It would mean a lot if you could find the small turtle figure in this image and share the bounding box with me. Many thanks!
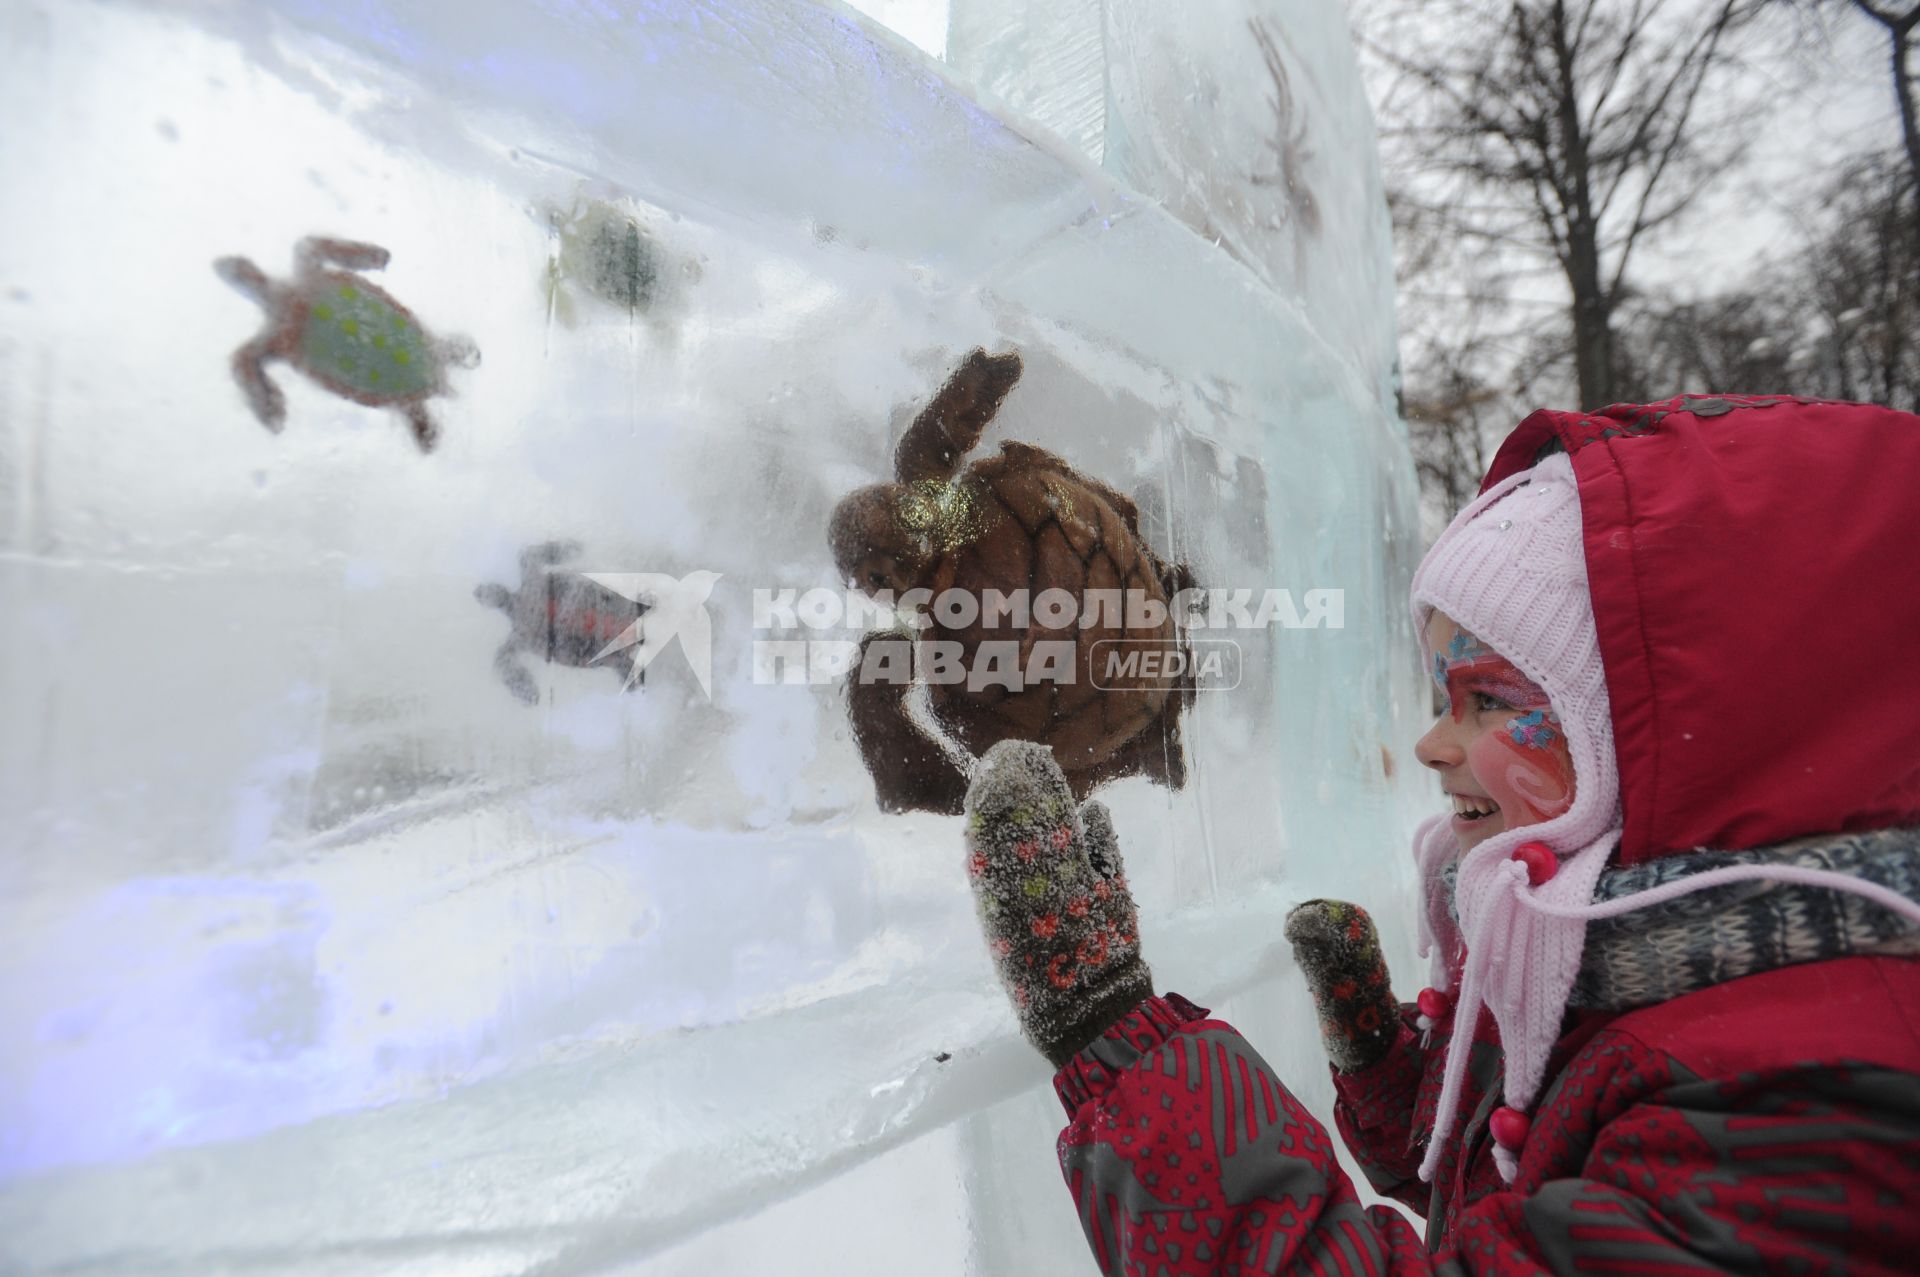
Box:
[541,193,703,330]
[829,349,1197,815]
[214,236,479,452]
[546,197,660,323]
[475,541,649,704]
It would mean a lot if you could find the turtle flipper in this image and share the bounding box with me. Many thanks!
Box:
[520,540,582,572]
[1139,707,1188,790]
[496,641,539,704]
[299,236,391,273]
[847,633,969,814]
[213,256,274,304]
[403,402,440,453]
[230,339,287,431]
[894,348,1023,485]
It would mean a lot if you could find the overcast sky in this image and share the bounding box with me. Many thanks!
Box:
[1643,5,1900,293]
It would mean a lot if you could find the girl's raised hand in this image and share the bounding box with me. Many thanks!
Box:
[1284,899,1401,1073]
[963,740,1153,1067]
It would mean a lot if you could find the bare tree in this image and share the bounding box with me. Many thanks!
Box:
[1357,0,1764,410]
[1404,354,1504,530]
[1795,151,1920,408]
[1383,168,1539,532]
[1600,151,1917,410]
[1844,2,1920,199]
[1609,287,1798,399]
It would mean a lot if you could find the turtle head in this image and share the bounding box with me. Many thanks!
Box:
[830,483,931,598]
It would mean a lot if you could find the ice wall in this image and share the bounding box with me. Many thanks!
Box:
[947,0,1397,389]
[0,0,1427,1273]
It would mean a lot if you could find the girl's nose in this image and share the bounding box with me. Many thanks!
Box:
[1415,715,1465,771]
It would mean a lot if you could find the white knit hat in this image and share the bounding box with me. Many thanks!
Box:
[1409,453,1624,1182]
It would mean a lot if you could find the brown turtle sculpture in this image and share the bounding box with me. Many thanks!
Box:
[830,348,1196,815]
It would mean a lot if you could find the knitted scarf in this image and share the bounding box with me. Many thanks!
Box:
[1439,825,1920,1012]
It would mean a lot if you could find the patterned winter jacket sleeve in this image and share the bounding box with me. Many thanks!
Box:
[1327,1011,1428,1213]
[1052,974,1920,1276]
[1054,995,1429,1275]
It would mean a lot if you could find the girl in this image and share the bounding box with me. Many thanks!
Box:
[962,395,1920,1274]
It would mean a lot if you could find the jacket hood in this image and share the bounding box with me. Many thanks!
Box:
[1479,395,1920,867]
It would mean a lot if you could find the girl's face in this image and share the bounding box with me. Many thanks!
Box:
[1415,611,1576,855]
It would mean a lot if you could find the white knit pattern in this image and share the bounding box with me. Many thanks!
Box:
[1408,454,1625,1183]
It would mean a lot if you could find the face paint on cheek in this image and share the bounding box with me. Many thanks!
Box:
[1467,717,1576,825]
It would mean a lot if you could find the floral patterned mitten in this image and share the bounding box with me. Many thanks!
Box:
[1283,899,1400,1073]
[964,739,1153,1067]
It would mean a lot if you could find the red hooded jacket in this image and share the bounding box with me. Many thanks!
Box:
[1048,396,1920,1274]
[1480,394,1920,863]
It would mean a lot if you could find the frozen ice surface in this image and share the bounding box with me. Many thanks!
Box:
[946,0,1398,387]
[0,0,1425,1272]
[947,0,1107,162]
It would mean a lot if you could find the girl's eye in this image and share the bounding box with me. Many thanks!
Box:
[1471,691,1511,713]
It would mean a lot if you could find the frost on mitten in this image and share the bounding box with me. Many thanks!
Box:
[964,739,1153,1067]
[1283,899,1400,1074]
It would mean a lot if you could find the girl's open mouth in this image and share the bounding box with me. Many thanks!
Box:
[1450,793,1501,829]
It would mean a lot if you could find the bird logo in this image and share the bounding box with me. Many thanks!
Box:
[583,570,723,698]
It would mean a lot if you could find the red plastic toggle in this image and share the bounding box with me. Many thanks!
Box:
[1489,1106,1531,1150]
[1513,841,1558,885]
[1416,987,1453,1021]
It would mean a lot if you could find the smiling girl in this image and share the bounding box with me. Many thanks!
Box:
[961,395,1920,1274]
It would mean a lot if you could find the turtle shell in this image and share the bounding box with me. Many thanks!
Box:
[297,272,436,403]
[920,441,1192,780]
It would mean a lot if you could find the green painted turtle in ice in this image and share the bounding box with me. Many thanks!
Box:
[829,348,1197,816]
[474,541,650,704]
[214,236,479,453]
